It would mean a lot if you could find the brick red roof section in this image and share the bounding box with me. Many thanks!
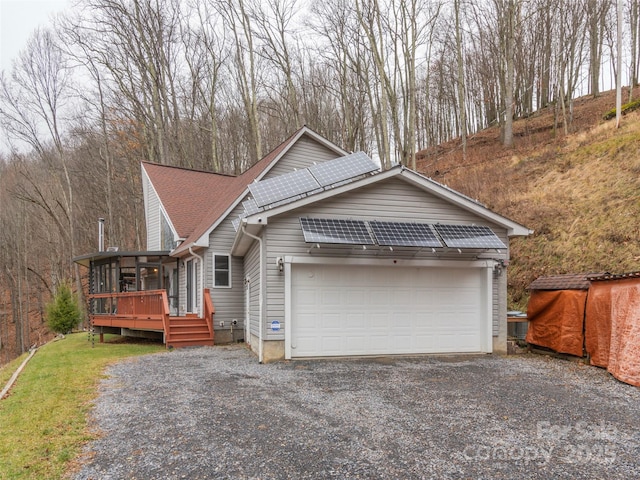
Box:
[143,126,310,255]
[142,163,237,239]
[528,273,592,291]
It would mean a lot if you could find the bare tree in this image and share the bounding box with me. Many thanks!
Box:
[251,0,302,130]
[454,0,467,157]
[308,0,374,153]
[181,0,228,172]
[70,0,184,165]
[588,0,611,97]
[216,0,263,169]
[629,0,639,100]
[0,29,82,298]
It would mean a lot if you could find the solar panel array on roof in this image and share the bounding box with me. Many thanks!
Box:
[242,198,260,216]
[370,221,442,248]
[298,218,506,250]
[245,152,379,210]
[433,224,506,249]
[308,152,379,187]
[232,217,241,232]
[248,168,320,207]
[300,218,375,245]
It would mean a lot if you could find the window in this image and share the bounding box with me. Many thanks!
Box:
[214,254,231,287]
[160,213,174,250]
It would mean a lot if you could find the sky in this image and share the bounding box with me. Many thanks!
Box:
[0,0,70,73]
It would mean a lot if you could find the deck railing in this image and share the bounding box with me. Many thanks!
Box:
[90,290,168,320]
[89,290,214,345]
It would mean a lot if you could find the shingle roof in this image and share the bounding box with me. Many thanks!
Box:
[143,126,343,256]
[142,163,238,240]
[587,271,640,282]
[528,273,592,291]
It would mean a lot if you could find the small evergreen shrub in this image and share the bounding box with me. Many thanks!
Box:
[46,282,82,334]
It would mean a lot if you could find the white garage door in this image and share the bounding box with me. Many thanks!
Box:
[291,264,486,357]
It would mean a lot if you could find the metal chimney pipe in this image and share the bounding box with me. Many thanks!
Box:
[98,218,105,252]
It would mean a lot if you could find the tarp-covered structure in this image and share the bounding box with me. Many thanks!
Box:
[585,273,640,387]
[526,272,640,388]
[526,274,591,357]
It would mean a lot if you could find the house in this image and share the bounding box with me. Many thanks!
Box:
[139,126,530,361]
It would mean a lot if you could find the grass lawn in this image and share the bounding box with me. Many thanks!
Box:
[0,333,165,480]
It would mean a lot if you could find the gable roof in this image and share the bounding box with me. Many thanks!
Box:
[232,164,532,255]
[143,126,349,256]
[240,165,531,233]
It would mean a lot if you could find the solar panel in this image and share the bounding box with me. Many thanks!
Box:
[242,198,260,216]
[300,218,375,245]
[370,221,443,248]
[309,152,379,187]
[232,217,241,232]
[249,169,321,207]
[433,224,507,249]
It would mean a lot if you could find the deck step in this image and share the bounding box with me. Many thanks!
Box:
[170,331,210,338]
[166,315,214,348]
[167,338,215,348]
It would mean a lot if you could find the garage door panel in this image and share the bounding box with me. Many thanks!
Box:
[345,312,366,328]
[296,287,319,305]
[320,313,341,329]
[346,335,367,351]
[370,313,389,329]
[345,289,366,306]
[320,289,340,305]
[369,288,390,305]
[291,264,486,357]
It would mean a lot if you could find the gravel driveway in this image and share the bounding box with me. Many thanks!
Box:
[73,346,640,479]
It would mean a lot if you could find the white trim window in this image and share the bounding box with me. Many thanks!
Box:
[213,254,231,288]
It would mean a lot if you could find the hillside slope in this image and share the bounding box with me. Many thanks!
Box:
[416,88,640,309]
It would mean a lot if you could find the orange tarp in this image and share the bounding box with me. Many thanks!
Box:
[608,282,640,387]
[526,289,587,357]
[584,281,613,368]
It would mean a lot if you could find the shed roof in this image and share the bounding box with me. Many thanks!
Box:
[528,273,593,291]
[587,271,640,282]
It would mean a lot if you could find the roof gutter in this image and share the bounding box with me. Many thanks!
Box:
[241,221,264,363]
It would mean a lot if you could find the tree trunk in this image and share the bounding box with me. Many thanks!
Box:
[455,0,467,157]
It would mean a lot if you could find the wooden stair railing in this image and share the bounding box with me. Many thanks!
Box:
[165,290,215,349]
[203,288,215,340]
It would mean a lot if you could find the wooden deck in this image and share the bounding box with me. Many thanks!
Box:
[89,289,214,348]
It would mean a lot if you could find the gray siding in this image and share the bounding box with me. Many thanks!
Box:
[244,238,261,339]
[206,204,246,330]
[264,135,342,178]
[262,177,510,339]
[143,173,161,251]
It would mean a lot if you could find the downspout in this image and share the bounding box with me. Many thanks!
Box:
[189,246,204,317]
[241,222,264,363]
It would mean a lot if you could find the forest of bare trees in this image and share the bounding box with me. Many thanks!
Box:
[1,0,639,364]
